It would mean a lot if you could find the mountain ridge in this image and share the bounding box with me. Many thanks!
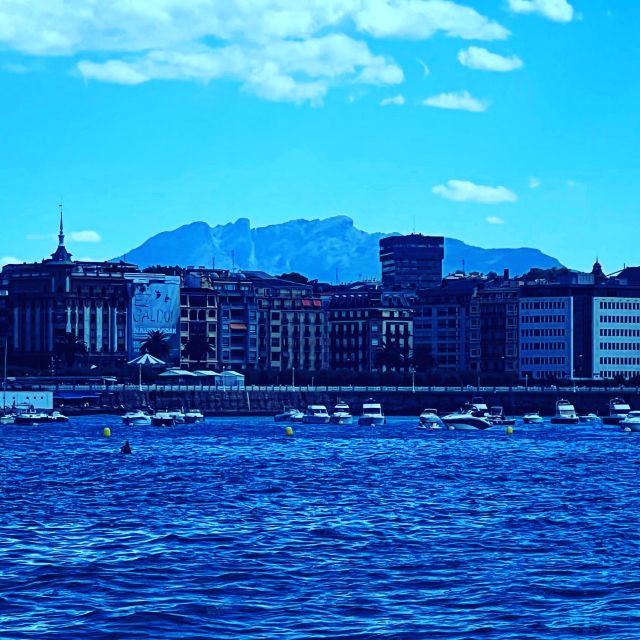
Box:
[114,216,563,282]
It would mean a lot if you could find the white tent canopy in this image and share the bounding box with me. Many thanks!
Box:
[128,353,165,366]
[192,370,220,377]
[158,369,197,377]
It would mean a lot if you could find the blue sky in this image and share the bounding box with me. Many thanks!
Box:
[0,1,636,273]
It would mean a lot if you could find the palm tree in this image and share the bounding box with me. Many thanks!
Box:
[139,330,171,360]
[54,332,88,368]
[182,335,216,366]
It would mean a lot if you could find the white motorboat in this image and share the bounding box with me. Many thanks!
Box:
[303,405,331,424]
[274,408,304,422]
[14,408,66,425]
[579,413,602,424]
[184,410,204,423]
[358,400,386,426]
[122,410,152,426]
[523,412,543,424]
[470,396,489,416]
[603,398,631,425]
[418,408,442,429]
[620,410,640,432]
[550,399,579,424]
[488,406,516,426]
[330,401,353,425]
[0,413,15,424]
[441,406,493,430]
[151,411,176,427]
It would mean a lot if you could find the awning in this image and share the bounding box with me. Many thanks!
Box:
[230,323,247,330]
[192,370,221,377]
[158,369,197,377]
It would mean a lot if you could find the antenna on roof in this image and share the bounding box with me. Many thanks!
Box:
[231,250,235,272]
[412,215,416,234]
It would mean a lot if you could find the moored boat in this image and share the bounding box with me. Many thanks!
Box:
[358,400,386,426]
[330,401,353,425]
[418,408,442,429]
[441,405,493,430]
[488,405,516,426]
[602,398,631,425]
[274,408,304,422]
[151,411,176,427]
[550,399,579,424]
[523,411,543,424]
[579,413,602,424]
[620,410,640,432]
[303,405,331,424]
[122,410,152,426]
[14,408,68,425]
[184,410,204,423]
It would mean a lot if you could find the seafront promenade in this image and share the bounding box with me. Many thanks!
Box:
[14,381,640,417]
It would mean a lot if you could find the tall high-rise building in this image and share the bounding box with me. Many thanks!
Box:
[379,234,445,291]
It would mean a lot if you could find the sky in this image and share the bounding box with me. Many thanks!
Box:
[0,0,637,274]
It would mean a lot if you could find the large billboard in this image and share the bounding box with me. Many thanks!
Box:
[126,275,180,364]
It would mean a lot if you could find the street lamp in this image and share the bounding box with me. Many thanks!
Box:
[292,366,295,389]
[525,373,529,391]
[410,367,416,393]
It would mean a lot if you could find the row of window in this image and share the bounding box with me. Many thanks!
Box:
[521,357,567,365]
[522,301,568,310]
[599,315,640,324]
[599,357,640,366]
[599,328,640,337]
[598,301,640,310]
[599,342,640,351]
[521,342,567,351]
[521,328,566,337]
[521,315,567,324]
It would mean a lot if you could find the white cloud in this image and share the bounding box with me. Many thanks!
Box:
[529,176,541,189]
[458,46,523,72]
[507,0,574,22]
[0,256,21,267]
[417,58,430,77]
[423,90,488,112]
[78,35,403,105]
[486,215,506,224]
[0,1,509,103]
[26,233,53,241]
[380,94,405,106]
[68,230,102,243]
[433,180,518,203]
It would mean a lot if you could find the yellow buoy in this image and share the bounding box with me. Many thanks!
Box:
[506,426,514,435]
[285,426,294,437]
[103,427,111,437]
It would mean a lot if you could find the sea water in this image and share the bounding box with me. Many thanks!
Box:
[1,416,639,639]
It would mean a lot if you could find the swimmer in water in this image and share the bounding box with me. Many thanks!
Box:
[121,440,132,454]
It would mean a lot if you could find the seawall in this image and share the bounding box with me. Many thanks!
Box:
[93,388,640,417]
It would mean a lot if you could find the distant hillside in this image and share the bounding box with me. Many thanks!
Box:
[114,216,562,282]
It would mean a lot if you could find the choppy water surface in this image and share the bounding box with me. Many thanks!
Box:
[1,416,640,639]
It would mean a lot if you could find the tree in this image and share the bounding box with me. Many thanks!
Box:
[374,339,405,371]
[411,344,437,371]
[54,332,87,368]
[182,335,216,366]
[278,272,310,285]
[142,265,183,276]
[140,330,171,359]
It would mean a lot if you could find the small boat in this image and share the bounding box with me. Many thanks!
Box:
[358,400,386,426]
[550,399,579,424]
[620,410,640,432]
[274,408,304,422]
[0,413,15,425]
[330,401,353,425]
[151,411,176,427]
[602,398,631,425]
[523,412,543,424]
[122,410,152,426]
[14,408,67,425]
[579,413,602,424]
[302,405,331,424]
[418,408,442,429]
[441,406,493,430]
[50,411,69,423]
[488,406,516,426]
[184,410,205,423]
[470,396,489,416]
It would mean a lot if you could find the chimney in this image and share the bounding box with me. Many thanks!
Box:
[503,268,510,281]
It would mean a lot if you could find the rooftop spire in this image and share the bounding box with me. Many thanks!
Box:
[49,202,72,263]
[58,202,65,246]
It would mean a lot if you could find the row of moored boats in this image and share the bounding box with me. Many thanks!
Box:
[275,400,386,426]
[121,409,204,426]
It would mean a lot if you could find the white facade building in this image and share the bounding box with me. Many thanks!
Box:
[593,297,640,380]
[519,296,573,380]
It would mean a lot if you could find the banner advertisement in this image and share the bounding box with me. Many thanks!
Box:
[126,275,180,363]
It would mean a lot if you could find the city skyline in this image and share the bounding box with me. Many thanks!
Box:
[1,1,637,273]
